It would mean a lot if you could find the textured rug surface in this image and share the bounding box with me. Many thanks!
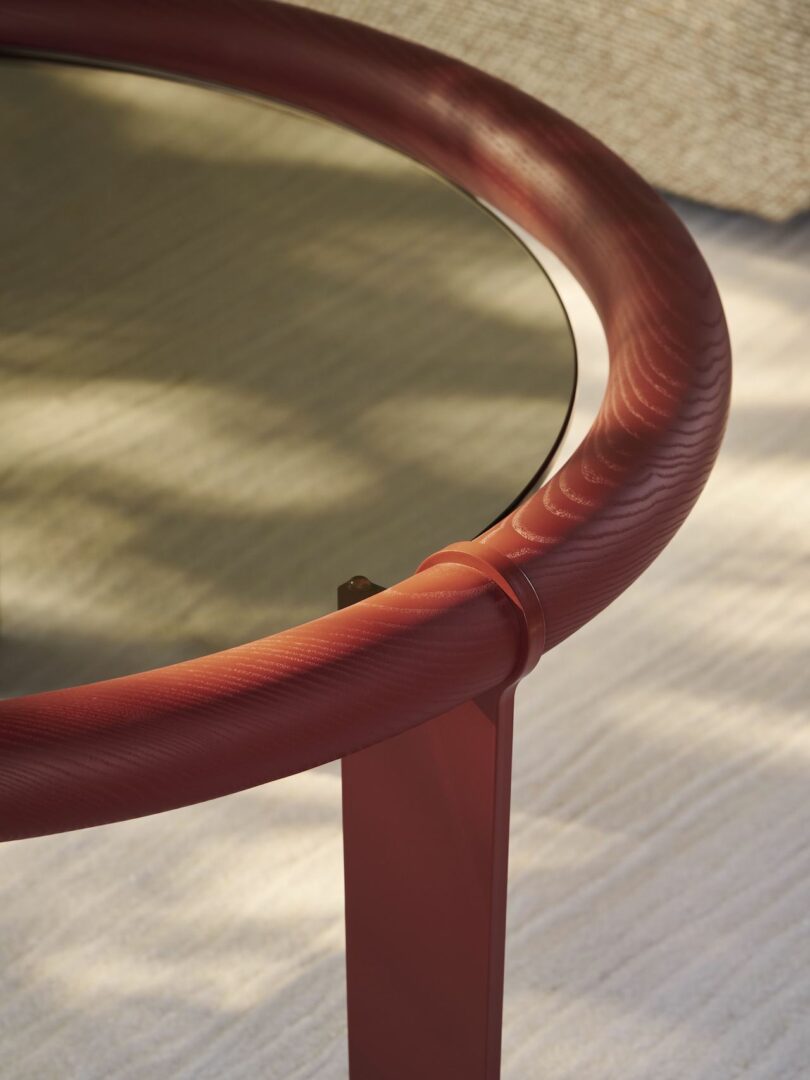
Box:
[1,56,809,1080]
[297,0,810,222]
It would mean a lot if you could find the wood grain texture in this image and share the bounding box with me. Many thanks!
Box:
[0,0,731,840]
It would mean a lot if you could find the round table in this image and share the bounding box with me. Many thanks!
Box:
[0,5,731,1079]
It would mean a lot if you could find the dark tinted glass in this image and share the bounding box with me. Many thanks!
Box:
[0,59,575,693]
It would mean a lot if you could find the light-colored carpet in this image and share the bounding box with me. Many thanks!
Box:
[1,61,809,1080]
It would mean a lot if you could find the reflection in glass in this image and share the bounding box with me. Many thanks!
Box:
[0,59,575,694]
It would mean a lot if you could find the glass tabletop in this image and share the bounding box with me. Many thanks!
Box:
[0,58,576,696]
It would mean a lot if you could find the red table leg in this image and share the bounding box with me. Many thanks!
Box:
[341,679,514,1079]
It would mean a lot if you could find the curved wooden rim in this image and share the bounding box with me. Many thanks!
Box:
[0,0,731,840]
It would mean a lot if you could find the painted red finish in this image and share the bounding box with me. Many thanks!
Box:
[341,545,542,1078]
[0,0,730,841]
[0,4,732,1075]
[343,689,514,1080]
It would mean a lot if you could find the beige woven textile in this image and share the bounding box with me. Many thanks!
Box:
[298,0,810,221]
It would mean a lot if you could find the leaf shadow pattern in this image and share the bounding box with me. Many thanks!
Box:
[0,57,574,698]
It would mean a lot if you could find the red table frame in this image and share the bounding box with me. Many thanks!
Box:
[0,3,731,1077]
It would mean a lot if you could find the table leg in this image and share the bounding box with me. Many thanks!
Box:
[341,662,513,1079]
